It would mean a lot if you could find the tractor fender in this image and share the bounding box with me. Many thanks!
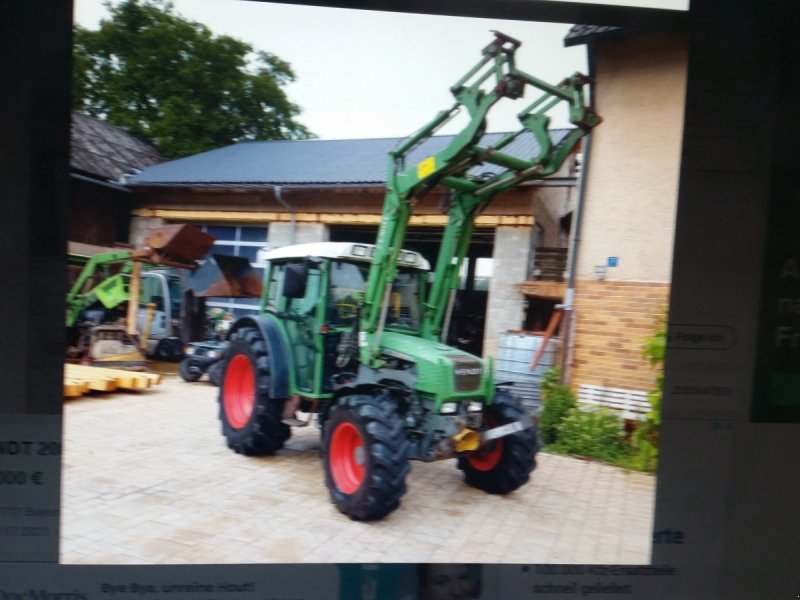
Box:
[332,378,412,408]
[333,382,386,402]
[228,314,291,399]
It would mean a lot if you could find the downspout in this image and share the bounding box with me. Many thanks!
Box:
[561,46,597,383]
[561,135,591,383]
[274,185,296,245]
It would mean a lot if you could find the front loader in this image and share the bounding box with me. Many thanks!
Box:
[217,32,600,520]
[66,225,261,366]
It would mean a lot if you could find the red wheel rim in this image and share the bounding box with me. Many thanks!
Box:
[223,354,255,429]
[330,422,365,494]
[468,415,504,471]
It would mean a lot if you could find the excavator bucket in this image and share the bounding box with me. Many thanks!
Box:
[140,224,214,267]
[185,254,263,298]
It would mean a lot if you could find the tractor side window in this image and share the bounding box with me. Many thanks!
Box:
[387,269,420,330]
[167,277,182,317]
[266,263,284,310]
[140,275,166,311]
[329,261,367,326]
[287,265,321,316]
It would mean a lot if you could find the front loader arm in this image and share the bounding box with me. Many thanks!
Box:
[359,31,600,366]
[65,251,134,327]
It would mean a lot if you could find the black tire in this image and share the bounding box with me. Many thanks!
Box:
[457,391,538,494]
[154,337,184,362]
[218,326,290,455]
[207,360,223,387]
[178,358,203,382]
[321,394,410,521]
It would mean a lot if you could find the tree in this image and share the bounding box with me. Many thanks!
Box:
[73,0,313,158]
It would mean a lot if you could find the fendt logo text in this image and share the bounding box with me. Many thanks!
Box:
[455,368,481,376]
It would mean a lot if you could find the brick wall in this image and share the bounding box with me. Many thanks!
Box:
[570,280,670,393]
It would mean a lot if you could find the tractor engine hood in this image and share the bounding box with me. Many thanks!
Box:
[378,331,494,401]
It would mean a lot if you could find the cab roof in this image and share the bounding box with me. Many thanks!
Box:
[258,242,430,270]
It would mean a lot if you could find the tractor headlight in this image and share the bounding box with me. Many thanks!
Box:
[439,403,458,415]
[207,350,220,358]
[467,402,483,413]
[186,347,196,356]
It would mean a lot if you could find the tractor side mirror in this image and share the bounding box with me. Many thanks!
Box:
[282,263,308,299]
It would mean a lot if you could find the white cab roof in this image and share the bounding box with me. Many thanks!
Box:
[258,242,430,270]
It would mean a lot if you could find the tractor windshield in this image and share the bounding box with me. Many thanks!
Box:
[329,261,365,325]
[385,269,421,331]
[329,260,423,331]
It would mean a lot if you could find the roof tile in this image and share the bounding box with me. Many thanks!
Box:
[71,112,163,182]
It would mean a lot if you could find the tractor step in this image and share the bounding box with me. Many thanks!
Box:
[481,420,528,441]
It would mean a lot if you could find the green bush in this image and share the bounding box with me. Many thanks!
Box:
[539,367,577,444]
[630,317,666,472]
[551,407,628,462]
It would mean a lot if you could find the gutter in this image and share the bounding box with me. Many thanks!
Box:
[71,172,131,192]
[564,135,591,309]
[273,185,296,245]
[126,178,576,191]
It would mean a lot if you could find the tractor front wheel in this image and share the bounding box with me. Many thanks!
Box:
[457,391,538,494]
[178,357,203,382]
[218,327,290,455]
[208,359,223,387]
[322,394,410,521]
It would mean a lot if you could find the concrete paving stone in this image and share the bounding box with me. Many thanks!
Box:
[168,527,213,545]
[61,374,656,565]
[517,529,558,550]
[619,548,651,564]
[475,551,505,563]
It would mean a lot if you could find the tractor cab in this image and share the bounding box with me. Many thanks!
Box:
[259,242,430,396]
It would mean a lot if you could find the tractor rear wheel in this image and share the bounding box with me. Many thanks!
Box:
[322,394,410,521]
[218,326,290,455]
[457,391,537,494]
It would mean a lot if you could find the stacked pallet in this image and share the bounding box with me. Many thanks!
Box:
[64,364,162,398]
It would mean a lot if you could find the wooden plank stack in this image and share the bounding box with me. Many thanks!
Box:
[64,364,162,398]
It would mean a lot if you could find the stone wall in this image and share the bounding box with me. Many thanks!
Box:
[483,225,532,358]
[267,222,328,248]
[129,215,166,246]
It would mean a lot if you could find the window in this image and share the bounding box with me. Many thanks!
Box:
[473,258,494,292]
[387,269,422,330]
[201,225,268,259]
[195,224,269,316]
[456,257,493,291]
[329,261,368,325]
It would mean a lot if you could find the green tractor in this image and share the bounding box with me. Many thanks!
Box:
[217,31,600,520]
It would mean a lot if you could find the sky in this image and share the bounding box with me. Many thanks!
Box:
[72,0,687,140]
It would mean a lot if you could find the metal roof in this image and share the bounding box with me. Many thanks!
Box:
[564,25,626,47]
[128,129,573,188]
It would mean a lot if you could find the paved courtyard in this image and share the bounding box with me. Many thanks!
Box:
[60,372,655,565]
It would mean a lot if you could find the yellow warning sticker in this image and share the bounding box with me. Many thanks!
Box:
[417,156,436,179]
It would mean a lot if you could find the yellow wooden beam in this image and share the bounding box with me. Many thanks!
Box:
[518,280,567,300]
[132,208,534,228]
[64,364,162,397]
